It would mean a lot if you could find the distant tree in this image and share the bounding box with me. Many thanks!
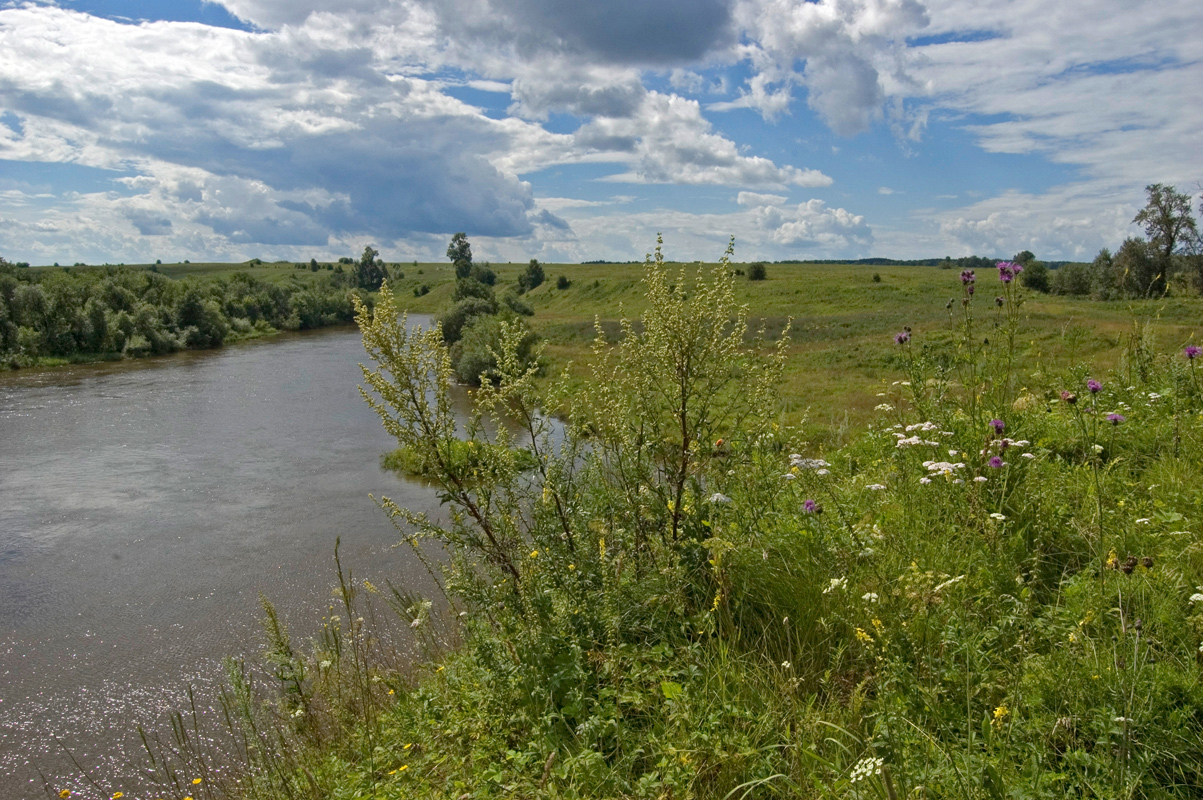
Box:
[1134,184,1199,266]
[517,259,545,293]
[556,275,571,290]
[353,245,387,291]
[1113,237,1162,297]
[447,232,473,279]
[470,263,496,285]
[1014,251,1050,293]
[747,263,767,281]
[452,278,495,303]
[310,258,319,270]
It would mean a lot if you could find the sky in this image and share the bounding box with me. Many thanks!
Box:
[0,0,1200,265]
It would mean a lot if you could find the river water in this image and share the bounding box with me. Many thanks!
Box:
[0,320,447,798]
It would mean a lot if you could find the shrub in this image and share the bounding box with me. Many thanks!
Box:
[436,296,495,344]
[517,258,545,293]
[747,262,766,280]
[556,274,570,289]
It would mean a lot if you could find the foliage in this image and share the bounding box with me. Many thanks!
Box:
[1134,184,1199,264]
[556,274,571,289]
[353,245,388,291]
[747,261,767,281]
[436,297,496,345]
[447,232,473,279]
[517,258,545,293]
[450,312,539,384]
[0,262,362,368]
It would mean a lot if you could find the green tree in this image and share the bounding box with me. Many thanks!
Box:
[747,262,767,281]
[447,232,473,279]
[1134,184,1199,265]
[517,258,544,293]
[353,245,387,291]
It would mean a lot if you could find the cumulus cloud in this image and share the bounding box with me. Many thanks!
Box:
[585,92,832,188]
[723,0,930,133]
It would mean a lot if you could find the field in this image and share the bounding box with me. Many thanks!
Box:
[393,259,1202,440]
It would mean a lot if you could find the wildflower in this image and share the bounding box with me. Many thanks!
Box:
[894,330,911,345]
[960,269,975,284]
[59,792,70,799]
[997,263,1015,283]
[781,660,791,669]
[1135,517,1150,524]
[708,492,731,504]
[992,704,1010,727]
[850,756,884,783]
[988,456,1005,468]
[568,563,575,570]
[974,476,988,483]
[855,627,873,643]
[995,295,1004,307]
[990,512,1006,520]
[113,795,124,800]
[1107,413,1125,425]
[866,483,886,491]
[1141,555,1153,568]
[1185,345,1201,360]
[803,499,822,514]
[790,456,830,469]
[193,779,203,785]
[529,549,538,558]
[1061,390,1077,404]
[1092,443,1104,453]
[1086,378,1102,393]
[919,477,932,484]
[1105,549,1119,570]
[1190,592,1203,604]
[989,418,1005,434]
[863,592,879,602]
[824,577,847,594]
[1020,452,1035,459]
[874,403,894,411]
[782,473,796,480]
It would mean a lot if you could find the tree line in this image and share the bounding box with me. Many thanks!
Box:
[0,258,372,368]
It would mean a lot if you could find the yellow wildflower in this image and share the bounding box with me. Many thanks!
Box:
[192,778,203,785]
[530,549,538,558]
[59,792,70,799]
[113,794,124,799]
[1105,549,1119,570]
[568,563,576,570]
[992,705,1009,727]
[855,627,873,644]
[404,743,413,750]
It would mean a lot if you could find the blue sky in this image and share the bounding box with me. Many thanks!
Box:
[0,0,1199,265]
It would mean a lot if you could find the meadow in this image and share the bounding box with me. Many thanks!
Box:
[126,250,1203,800]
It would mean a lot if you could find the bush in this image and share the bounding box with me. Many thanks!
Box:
[502,292,534,316]
[747,262,766,280]
[1020,260,1050,292]
[451,277,495,304]
[450,313,538,384]
[556,274,570,289]
[436,296,495,344]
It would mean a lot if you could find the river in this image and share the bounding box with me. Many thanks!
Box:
[0,319,447,798]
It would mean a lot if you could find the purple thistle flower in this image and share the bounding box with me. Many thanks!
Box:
[1060,390,1077,404]
[1107,413,1125,425]
[988,456,1005,468]
[989,418,1005,434]
[803,499,822,514]
[995,296,1004,307]
[1185,345,1201,360]
[894,330,911,345]
[1086,378,1102,394]
[967,283,975,295]
[960,269,976,285]
[997,264,1014,283]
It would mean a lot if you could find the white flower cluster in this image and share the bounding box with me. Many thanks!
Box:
[896,434,939,448]
[922,460,966,476]
[823,577,847,594]
[789,455,830,470]
[850,756,884,783]
[874,403,894,412]
[709,492,731,504]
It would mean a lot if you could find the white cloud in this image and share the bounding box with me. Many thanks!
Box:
[737,191,788,206]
